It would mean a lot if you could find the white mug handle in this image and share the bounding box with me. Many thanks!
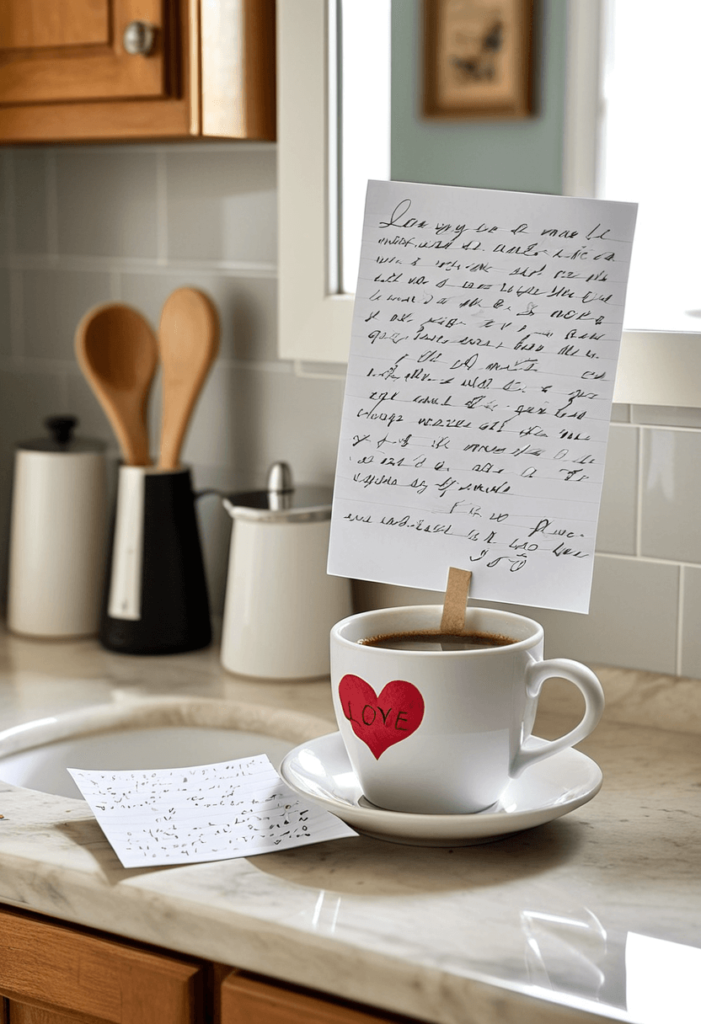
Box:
[510,659,605,777]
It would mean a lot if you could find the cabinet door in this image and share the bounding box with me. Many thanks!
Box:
[0,906,203,1024]
[8,1007,88,1024]
[0,0,171,105]
[0,0,275,142]
[221,972,408,1024]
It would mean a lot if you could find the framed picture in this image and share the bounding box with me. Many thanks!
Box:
[423,0,535,119]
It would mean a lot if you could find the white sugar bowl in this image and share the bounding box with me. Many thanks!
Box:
[221,462,352,680]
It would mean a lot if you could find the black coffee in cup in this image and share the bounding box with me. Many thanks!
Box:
[359,630,516,652]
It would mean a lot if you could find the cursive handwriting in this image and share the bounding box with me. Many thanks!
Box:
[329,181,637,610]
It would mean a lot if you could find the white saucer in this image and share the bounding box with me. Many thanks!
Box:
[279,732,603,846]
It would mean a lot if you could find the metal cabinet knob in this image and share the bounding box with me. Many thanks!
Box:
[123,21,155,56]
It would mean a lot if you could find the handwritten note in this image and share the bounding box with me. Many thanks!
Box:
[69,756,355,868]
[328,181,638,612]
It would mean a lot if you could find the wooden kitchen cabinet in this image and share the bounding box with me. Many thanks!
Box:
[0,0,275,143]
[220,972,406,1024]
[0,906,412,1024]
[0,907,204,1023]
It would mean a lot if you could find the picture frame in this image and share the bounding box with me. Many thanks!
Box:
[423,0,535,119]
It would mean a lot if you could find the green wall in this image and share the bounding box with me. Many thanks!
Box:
[391,0,567,195]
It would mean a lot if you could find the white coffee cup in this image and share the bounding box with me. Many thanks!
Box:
[330,605,605,815]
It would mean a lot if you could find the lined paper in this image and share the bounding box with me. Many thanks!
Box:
[69,755,355,868]
[328,180,637,612]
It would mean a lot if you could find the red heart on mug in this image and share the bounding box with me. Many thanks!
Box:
[339,674,425,760]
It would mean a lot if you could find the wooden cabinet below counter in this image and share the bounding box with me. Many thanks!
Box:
[0,906,204,1023]
[221,972,412,1024]
[0,0,275,143]
[0,906,417,1024]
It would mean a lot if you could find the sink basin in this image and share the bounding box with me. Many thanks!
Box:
[0,699,330,801]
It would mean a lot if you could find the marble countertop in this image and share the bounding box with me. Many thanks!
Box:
[1,625,700,1024]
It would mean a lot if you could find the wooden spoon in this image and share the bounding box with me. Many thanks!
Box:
[75,303,158,466]
[157,288,220,470]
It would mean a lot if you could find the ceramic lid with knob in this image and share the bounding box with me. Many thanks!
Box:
[18,416,106,454]
[222,461,333,523]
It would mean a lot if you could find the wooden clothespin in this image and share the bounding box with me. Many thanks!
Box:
[440,567,472,635]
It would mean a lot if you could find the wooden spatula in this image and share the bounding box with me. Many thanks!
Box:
[75,303,158,466]
[157,288,220,470]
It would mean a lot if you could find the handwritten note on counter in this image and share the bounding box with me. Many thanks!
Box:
[328,181,638,612]
[69,756,355,868]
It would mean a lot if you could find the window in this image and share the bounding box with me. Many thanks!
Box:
[597,0,701,332]
[336,0,391,294]
[564,0,701,404]
[279,0,701,404]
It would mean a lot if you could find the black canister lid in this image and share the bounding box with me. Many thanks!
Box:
[18,416,106,454]
[223,461,333,522]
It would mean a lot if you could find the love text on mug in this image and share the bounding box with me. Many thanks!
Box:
[339,674,425,759]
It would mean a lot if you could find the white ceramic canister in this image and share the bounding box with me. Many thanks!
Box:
[7,417,108,638]
[221,462,353,679]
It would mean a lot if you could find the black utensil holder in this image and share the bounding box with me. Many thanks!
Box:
[100,466,211,655]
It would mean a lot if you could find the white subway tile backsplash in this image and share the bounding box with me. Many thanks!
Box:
[55,148,159,258]
[680,567,701,679]
[640,428,701,564]
[64,368,123,453]
[181,363,345,487]
[178,364,240,471]
[22,268,112,361]
[165,148,277,265]
[525,554,680,672]
[0,151,9,254]
[0,369,65,597]
[192,478,234,615]
[610,403,631,423]
[596,424,638,555]
[11,151,49,255]
[355,555,681,674]
[296,361,348,380]
[352,581,441,612]
[0,368,69,435]
[631,405,701,429]
[0,268,11,359]
[120,270,278,363]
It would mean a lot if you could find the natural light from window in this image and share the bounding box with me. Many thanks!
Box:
[338,0,701,334]
[598,0,701,332]
[338,0,391,295]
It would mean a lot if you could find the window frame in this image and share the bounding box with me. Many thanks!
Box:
[562,0,701,405]
[277,0,353,363]
[277,0,701,405]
